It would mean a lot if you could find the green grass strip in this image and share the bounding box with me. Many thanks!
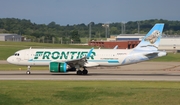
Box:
[0,81,180,105]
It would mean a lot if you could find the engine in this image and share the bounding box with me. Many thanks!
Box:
[49,62,71,72]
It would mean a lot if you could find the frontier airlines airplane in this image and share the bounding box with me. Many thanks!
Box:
[7,23,166,75]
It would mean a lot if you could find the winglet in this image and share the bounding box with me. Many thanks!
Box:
[86,48,94,58]
[113,45,118,49]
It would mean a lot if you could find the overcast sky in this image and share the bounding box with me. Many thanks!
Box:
[0,0,179,25]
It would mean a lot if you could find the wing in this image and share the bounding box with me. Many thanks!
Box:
[63,48,94,68]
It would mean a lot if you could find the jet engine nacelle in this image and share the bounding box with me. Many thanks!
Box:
[49,62,70,72]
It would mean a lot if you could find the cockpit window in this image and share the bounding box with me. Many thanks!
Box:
[14,53,20,56]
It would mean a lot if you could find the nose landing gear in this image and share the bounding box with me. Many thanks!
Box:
[26,66,31,74]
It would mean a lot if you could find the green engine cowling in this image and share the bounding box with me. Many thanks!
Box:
[49,62,69,72]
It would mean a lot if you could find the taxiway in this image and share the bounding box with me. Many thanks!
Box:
[0,62,180,81]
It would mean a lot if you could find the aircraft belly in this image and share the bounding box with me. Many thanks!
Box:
[84,62,99,67]
[17,60,33,65]
[33,62,49,66]
[95,61,121,66]
[99,63,120,67]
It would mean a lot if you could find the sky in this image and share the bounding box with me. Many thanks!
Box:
[0,0,180,25]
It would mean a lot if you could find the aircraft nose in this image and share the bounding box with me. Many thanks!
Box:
[7,56,14,64]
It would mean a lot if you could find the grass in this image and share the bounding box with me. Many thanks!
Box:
[0,41,89,48]
[150,53,180,62]
[0,81,180,105]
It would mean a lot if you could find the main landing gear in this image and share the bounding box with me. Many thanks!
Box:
[76,68,88,75]
[26,66,31,74]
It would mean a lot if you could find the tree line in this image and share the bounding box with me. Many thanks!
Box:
[0,18,180,43]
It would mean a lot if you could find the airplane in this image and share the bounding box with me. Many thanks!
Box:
[7,23,166,75]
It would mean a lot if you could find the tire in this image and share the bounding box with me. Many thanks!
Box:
[77,70,82,75]
[82,69,88,75]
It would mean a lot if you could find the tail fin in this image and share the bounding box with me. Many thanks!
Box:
[134,23,164,50]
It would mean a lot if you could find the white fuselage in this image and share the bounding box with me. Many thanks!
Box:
[7,49,134,67]
[7,48,166,67]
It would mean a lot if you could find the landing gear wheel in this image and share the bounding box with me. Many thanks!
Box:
[77,70,82,75]
[82,69,88,75]
[26,66,31,75]
[26,71,31,74]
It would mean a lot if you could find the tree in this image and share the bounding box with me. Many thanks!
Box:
[70,30,81,43]
[0,18,180,44]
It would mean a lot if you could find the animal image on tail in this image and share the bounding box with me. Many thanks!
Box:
[135,23,164,50]
[144,30,161,44]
